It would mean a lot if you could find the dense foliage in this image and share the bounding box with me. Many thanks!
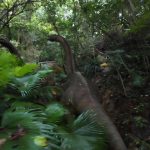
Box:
[0,0,150,149]
[0,51,106,150]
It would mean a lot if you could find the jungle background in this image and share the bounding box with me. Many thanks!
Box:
[0,0,150,150]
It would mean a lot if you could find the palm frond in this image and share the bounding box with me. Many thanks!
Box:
[1,109,53,134]
[10,101,45,110]
[57,111,107,150]
[0,108,60,150]
[10,69,53,97]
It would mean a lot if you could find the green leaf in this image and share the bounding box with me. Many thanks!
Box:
[2,135,43,150]
[45,103,69,123]
[0,51,18,87]
[58,111,107,150]
[132,73,144,87]
[14,63,38,77]
[34,136,48,147]
[10,69,53,96]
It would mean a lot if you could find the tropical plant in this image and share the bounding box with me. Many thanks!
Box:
[0,108,57,150]
[0,104,106,150]
[0,51,18,87]
[82,58,101,78]
[0,51,106,150]
[10,69,53,97]
[57,111,106,150]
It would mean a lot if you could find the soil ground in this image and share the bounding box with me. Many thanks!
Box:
[91,74,150,150]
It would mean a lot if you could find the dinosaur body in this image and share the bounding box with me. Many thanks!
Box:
[48,34,127,150]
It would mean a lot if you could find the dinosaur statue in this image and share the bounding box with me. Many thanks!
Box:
[48,34,128,150]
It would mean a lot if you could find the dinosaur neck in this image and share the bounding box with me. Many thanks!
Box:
[48,35,75,75]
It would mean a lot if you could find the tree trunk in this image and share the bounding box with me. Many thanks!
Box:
[0,37,21,58]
